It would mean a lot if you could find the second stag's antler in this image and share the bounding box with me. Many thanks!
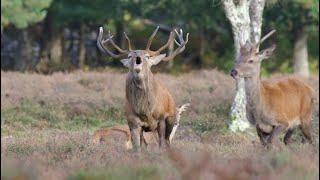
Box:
[146,26,189,61]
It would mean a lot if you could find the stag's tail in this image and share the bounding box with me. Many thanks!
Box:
[169,103,190,143]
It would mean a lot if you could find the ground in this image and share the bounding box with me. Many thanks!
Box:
[1,69,319,180]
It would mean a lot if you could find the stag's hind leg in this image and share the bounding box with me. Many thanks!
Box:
[299,96,314,144]
[157,118,168,149]
[165,116,176,146]
[300,123,313,144]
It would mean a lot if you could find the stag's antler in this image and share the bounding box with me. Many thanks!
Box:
[256,29,276,52]
[162,29,189,61]
[97,27,131,58]
[146,26,189,60]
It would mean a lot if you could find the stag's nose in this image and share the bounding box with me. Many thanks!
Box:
[135,68,141,73]
[230,69,238,78]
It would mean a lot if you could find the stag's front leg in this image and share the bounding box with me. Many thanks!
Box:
[157,119,167,149]
[127,115,142,151]
[267,125,285,149]
[256,125,269,147]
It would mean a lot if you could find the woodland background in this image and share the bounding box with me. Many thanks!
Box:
[1,0,319,76]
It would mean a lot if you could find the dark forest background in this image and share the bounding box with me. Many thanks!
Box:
[1,0,319,75]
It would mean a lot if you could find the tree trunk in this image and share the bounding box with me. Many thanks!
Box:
[293,29,309,78]
[50,31,63,63]
[79,24,86,69]
[199,29,206,66]
[15,30,32,71]
[223,0,265,132]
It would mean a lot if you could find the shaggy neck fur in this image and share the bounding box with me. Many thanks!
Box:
[244,72,264,125]
[126,69,157,116]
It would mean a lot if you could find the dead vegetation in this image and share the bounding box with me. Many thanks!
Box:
[1,69,319,180]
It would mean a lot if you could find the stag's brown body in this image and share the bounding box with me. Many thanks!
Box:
[231,30,315,146]
[125,72,176,131]
[97,26,189,150]
[245,76,315,145]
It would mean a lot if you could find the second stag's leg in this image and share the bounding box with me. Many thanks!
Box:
[284,128,295,145]
[267,125,285,148]
[256,125,269,147]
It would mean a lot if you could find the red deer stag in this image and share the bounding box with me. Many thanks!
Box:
[230,30,315,148]
[97,26,189,150]
[92,104,189,149]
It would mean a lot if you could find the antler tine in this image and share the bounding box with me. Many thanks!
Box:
[96,27,128,58]
[151,31,175,55]
[123,32,132,51]
[107,30,128,54]
[256,29,276,51]
[146,26,160,50]
[162,29,189,61]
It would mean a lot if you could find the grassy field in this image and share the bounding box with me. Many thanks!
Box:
[1,69,319,180]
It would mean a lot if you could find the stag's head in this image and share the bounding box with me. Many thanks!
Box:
[230,30,276,79]
[97,26,189,79]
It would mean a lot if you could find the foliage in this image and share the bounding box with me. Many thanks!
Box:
[0,0,319,74]
[1,0,52,30]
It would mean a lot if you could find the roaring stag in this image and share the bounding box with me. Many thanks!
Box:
[97,26,189,150]
[230,30,315,148]
[92,104,189,149]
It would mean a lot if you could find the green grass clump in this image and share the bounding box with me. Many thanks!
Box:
[1,100,126,133]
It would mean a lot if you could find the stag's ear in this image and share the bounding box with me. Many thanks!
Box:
[149,54,166,66]
[120,58,131,68]
[258,44,276,61]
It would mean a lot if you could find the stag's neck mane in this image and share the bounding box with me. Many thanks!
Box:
[244,73,266,124]
[245,74,262,106]
[126,70,157,116]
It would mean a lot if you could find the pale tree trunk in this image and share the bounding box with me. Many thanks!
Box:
[293,29,309,78]
[15,30,32,71]
[222,0,265,132]
[51,32,62,63]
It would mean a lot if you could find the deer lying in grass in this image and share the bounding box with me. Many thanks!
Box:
[97,26,189,150]
[230,30,315,147]
[92,104,189,149]
[92,125,156,149]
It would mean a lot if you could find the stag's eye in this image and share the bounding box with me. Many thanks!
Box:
[248,60,254,63]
